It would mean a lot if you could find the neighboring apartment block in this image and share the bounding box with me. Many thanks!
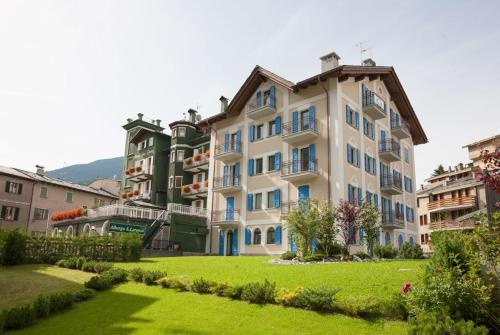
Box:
[417,134,499,252]
[200,53,427,256]
[0,165,118,234]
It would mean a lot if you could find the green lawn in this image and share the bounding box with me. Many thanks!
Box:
[0,264,93,311]
[116,256,426,302]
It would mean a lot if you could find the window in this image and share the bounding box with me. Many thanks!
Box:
[255,193,263,210]
[263,90,271,106]
[253,228,261,244]
[404,176,413,193]
[5,181,22,194]
[363,117,375,140]
[148,137,154,147]
[345,105,359,129]
[94,198,104,207]
[268,154,276,171]
[172,128,177,138]
[65,192,73,203]
[175,176,183,188]
[266,227,275,244]
[40,187,48,198]
[406,206,415,223]
[255,158,263,174]
[168,176,174,189]
[34,208,49,220]
[404,147,410,163]
[177,150,184,162]
[347,144,360,167]
[267,191,275,209]
[178,127,186,137]
[256,124,264,140]
[195,173,203,183]
[1,206,19,221]
[268,120,276,136]
[193,200,203,208]
[300,110,310,130]
[170,150,176,163]
[364,154,376,175]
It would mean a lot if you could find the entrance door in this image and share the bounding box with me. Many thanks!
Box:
[226,197,235,220]
[300,147,309,172]
[226,230,233,256]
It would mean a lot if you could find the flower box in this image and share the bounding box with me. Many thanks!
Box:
[204,180,209,188]
[135,166,142,172]
[193,153,202,162]
[182,185,191,193]
[133,190,140,196]
[192,183,200,190]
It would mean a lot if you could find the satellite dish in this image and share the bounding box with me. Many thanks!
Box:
[195,114,202,122]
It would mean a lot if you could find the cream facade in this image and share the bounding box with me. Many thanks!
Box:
[203,54,427,256]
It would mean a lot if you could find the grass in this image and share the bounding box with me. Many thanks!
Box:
[13,282,408,335]
[116,256,426,302]
[0,264,93,311]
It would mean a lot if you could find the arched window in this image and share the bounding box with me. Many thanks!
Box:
[266,227,275,244]
[385,232,391,246]
[409,236,414,246]
[398,234,404,249]
[253,228,261,245]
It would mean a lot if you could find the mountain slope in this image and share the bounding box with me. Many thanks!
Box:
[45,157,123,185]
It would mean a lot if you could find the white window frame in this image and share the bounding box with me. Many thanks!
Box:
[65,192,73,203]
[172,128,177,138]
[175,176,183,188]
[177,150,185,162]
[178,127,186,137]
[168,176,174,189]
[40,186,48,198]
[171,150,176,163]
[148,137,154,147]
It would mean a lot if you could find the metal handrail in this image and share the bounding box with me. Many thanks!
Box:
[213,174,240,188]
[379,139,401,156]
[390,117,410,132]
[167,203,209,217]
[86,204,167,220]
[380,175,403,190]
[211,209,240,222]
[282,118,319,137]
[214,140,241,156]
[281,159,318,176]
[247,96,276,112]
[362,90,386,112]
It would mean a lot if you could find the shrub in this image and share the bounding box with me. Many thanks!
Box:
[374,245,397,259]
[241,280,276,304]
[101,268,129,285]
[129,267,145,282]
[209,282,230,296]
[158,276,190,291]
[399,242,424,259]
[73,288,95,302]
[33,295,50,318]
[335,295,381,317]
[55,259,68,268]
[0,230,27,266]
[192,277,216,294]
[142,270,166,286]
[223,284,244,300]
[76,256,87,270]
[302,253,326,262]
[64,257,79,269]
[48,292,74,313]
[0,311,5,332]
[408,310,488,335]
[331,242,349,257]
[3,305,35,330]
[295,287,339,311]
[84,275,113,291]
[93,262,113,274]
[381,292,409,320]
[82,260,98,272]
[354,251,371,260]
[280,251,296,260]
[276,287,305,307]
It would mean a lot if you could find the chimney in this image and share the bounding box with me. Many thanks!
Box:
[137,113,144,120]
[126,118,133,123]
[156,119,161,127]
[187,109,197,123]
[362,58,376,67]
[319,51,341,72]
[459,163,464,170]
[219,96,229,113]
[36,165,45,176]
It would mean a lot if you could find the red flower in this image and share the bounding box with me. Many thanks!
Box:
[401,283,411,295]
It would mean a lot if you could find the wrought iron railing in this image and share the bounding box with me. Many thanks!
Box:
[211,209,240,222]
[362,90,386,112]
[213,174,240,189]
[281,159,318,176]
[390,117,410,133]
[282,118,319,137]
[380,175,403,191]
[379,139,401,157]
[214,140,241,156]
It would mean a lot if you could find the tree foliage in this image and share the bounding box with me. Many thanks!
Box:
[432,164,446,176]
[337,200,362,254]
[358,202,379,256]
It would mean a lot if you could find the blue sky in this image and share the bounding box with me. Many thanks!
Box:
[0,0,499,185]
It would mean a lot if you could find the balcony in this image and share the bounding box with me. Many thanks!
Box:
[213,174,241,194]
[281,199,318,217]
[380,175,403,195]
[125,167,153,182]
[129,192,151,201]
[183,153,210,173]
[181,181,209,199]
[379,139,401,162]
[281,119,319,144]
[281,159,319,183]
[362,90,387,120]
[214,140,242,163]
[211,209,240,226]
[381,212,404,229]
[429,220,475,231]
[391,118,411,139]
[167,203,209,218]
[246,97,276,120]
[427,195,476,213]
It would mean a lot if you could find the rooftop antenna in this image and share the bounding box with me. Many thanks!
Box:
[355,41,371,63]
[195,102,202,112]
[182,112,186,120]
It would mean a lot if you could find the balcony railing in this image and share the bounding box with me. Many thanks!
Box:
[246,97,276,119]
[213,174,241,192]
[281,159,318,177]
[214,140,242,161]
[183,153,210,171]
[379,139,401,161]
[86,204,167,221]
[381,212,404,228]
[281,118,319,144]
[281,199,318,216]
[427,195,476,211]
[211,209,240,223]
[380,174,403,193]
[167,203,209,218]
[429,220,475,231]
[362,90,387,120]
[390,118,411,139]
[181,181,208,198]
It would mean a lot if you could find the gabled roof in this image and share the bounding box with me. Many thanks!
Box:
[199,64,428,145]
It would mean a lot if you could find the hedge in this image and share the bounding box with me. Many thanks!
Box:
[0,229,142,265]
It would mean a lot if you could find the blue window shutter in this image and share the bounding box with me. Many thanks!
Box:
[245,228,251,245]
[347,144,352,163]
[365,191,370,204]
[232,229,238,255]
[346,105,351,125]
[256,91,262,107]
[355,112,359,129]
[249,125,254,142]
[247,193,253,211]
[234,163,240,185]
[358,187,363,206]
[374,194,379,209]
[224,133,229,152]
[219,230,225,256]
[373,159,377,175]
[269,86,276,107]
[363,118,368,135]
[364,154,368,172]
[292,111,299,133]
[275,152,281,169]
[312,237,317,253]
[309,144,315,171]
[348,184,353,203]
[248,159,254,176]
[355,149,360,167]
[292,148,298,173]
[405,206,409,221]
[236,130,241,151]
[223,165,228,186]
[274,189,280,208]
[309,106,316,130]
[275,116,281,134]
[275,226,282,245]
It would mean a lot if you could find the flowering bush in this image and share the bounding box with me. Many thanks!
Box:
[182,185,191,193]
[204,180,208,188]
[204,151,210,158]
[401,282,411,295]
[135,166,142,172]
[193,153,201,162]
[184,158,192,165]
[192,183,200,190]
[133,190,139,196]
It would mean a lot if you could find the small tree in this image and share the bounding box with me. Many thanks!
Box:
[432,164,446,176]
[316,202,339,257]
[286,200,317,257]
[359,202,380,256]
[336,200,362,255]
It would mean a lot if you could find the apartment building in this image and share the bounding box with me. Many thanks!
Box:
[0,165,117,234]
[200,53,427,256]
[417,135,499,252]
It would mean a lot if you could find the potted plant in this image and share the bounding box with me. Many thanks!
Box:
[133,190,140,196]
[127,192,134,198]
[136,166,142,172]
[204,151,210,158]
[182,185,191,193]
[184,157,192,166]
[204,180,209,188]
[128,167,136,174]
[121,193,128,199]
[192,182,200,190]
[193,153,201,162]
[125,170,130,175]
